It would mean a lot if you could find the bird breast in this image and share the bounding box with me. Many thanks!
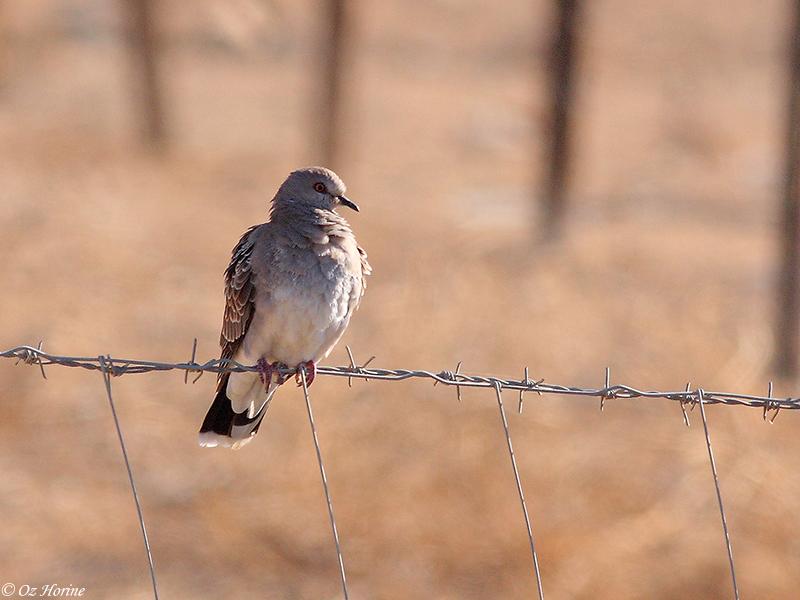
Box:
[241,239,361,366]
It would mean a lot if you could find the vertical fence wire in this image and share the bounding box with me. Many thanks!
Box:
[99,355,160,600]
[299,367,349,600]
[493,381,545,600]
[697,389,739,600]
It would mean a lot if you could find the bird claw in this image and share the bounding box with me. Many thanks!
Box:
[296,360,316,387]
[256,358,270,385]
[256,358,288,389]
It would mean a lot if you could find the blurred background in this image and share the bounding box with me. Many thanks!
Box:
[1,0,798,598]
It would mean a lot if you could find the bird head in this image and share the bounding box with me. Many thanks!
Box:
[274,166,359,213]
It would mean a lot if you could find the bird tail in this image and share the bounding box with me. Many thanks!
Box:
[198,373,279,450]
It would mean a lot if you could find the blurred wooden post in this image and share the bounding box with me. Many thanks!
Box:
[542,0,582,238]
[319,0,346,168]
[126,0,166,148]
[0,3,7,92]
[776,1,800,377]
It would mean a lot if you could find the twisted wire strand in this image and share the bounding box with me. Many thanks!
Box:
[2,345,797,414]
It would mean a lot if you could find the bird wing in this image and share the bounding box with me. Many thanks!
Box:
[219,225,260,368]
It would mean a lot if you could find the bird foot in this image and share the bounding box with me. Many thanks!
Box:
[256,358,288,389]
[295,360,316,387]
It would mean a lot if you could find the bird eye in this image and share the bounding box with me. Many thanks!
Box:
[313,182,326,193]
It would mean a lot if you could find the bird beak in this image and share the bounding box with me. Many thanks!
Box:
[337,195,360,212]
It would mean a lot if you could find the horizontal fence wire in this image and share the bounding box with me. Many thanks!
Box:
[2,344,797,417]
[3,341,796,600]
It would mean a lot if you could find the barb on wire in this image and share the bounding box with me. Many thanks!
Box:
[434,360,463,403]
[99,356,159,600]
[344,344,375,388]
[34,340,47,379]
[517,366,544,415]
[493,381,545,600]
[679,382,693,427]
[519,366,529,414]
[298,366,349,600]
[600,367,612,411]
[763,381,780,423]
[697,389,739,600]
[15,340,47,379]
[4,344,798,412]
[184,338,203,384]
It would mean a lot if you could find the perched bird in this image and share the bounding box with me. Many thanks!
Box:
[199,167,370,449]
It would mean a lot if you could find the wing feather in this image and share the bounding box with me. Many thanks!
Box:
[219,225,259,364]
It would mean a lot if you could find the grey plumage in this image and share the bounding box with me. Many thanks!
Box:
[199,167,370,449]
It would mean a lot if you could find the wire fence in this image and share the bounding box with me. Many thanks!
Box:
[3,342,798,599]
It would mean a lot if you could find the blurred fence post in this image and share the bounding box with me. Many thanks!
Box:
[125,0,166,148]
[776,1,800,378]
[541,0,582,238]
[319,0,347,168]
[0,4,7,92]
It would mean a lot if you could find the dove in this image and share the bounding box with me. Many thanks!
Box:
[199,167,370,449]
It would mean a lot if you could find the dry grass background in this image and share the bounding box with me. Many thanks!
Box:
[0,0,798,598]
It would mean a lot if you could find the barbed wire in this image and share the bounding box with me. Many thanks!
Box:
[2,343,796,419]
[3,341,795,600]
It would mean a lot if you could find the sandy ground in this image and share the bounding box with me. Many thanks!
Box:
[0,1,797,598]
